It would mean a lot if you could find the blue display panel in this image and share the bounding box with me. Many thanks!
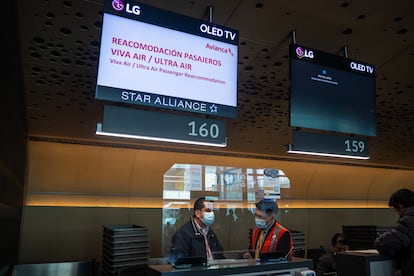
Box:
[289,44,376,136]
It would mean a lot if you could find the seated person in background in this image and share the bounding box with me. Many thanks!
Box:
[243,199,293,260]
[169,197,225,264]
[316,233,349,276]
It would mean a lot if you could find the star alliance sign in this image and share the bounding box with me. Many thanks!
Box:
[120,90,218,114]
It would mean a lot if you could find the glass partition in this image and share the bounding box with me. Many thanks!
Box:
[162,164,291,259]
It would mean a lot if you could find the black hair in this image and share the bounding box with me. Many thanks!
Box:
[194,197,206,211]
[255,199,278,216]
[388,188,414,209]
[331,233,348,247]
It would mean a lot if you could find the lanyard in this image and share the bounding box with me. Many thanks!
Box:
[255,230,265,259]
[203,233,213,260]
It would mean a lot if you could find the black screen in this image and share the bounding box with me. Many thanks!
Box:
[289,44,376,136]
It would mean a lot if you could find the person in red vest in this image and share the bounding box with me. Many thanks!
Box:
[243,199,293,260]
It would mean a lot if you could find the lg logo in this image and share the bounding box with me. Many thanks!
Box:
[126,3,141,15]
[112,0,124,11]
[296,46,314,59]
[112,0,141,15]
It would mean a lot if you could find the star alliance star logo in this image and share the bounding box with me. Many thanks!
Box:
[209,104,218,113]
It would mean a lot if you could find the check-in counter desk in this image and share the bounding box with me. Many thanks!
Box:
[336,250,394,276]
[148,257,314,276]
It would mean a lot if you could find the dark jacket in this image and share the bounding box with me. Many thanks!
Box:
[316,250,335,276]
[374,206,414,276]
[169,216,224,264]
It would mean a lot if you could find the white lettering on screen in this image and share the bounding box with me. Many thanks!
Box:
[350,61,374,74]
[199,24,236,41]
[125,3,140,15]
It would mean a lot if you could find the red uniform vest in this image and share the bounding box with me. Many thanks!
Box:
[251,222,293,257]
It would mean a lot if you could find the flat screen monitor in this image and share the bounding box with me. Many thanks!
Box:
[289,44,376,136]
[96,0,239,118]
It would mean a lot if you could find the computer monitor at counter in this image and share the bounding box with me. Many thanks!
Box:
[336,250,394,276]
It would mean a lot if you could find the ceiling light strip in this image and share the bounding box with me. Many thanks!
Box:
[287,149,369,160]
[25,194,388,209]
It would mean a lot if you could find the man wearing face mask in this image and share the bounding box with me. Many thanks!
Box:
[169,197,225,264]
[243,199,293,260]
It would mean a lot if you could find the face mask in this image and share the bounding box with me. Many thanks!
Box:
[202,211,215,226]
[255,217,267,229]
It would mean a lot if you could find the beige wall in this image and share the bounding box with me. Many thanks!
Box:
[19,141,414,263]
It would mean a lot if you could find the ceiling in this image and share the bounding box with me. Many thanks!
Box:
[17,0,414,170]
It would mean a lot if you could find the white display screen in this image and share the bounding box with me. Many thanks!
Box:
[96,0,239,118]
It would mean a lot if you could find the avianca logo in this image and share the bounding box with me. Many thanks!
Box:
[205,43,234,56]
